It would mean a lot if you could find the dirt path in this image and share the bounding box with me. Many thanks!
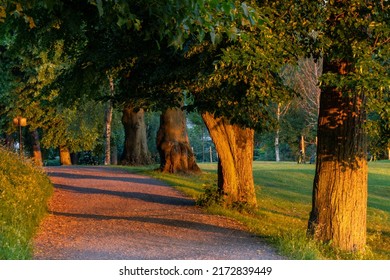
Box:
[33,166,284,260]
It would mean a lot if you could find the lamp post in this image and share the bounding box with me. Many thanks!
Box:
[13,116,27,156]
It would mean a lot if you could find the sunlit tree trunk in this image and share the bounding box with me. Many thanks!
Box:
[157,107,200,173]
[299,135,306,164]
[104,76,114,165]
[59,145,72,165]
[308,68,368,251]
[202,112,257,209]
[31,129,43,166]
[121,105,151,165]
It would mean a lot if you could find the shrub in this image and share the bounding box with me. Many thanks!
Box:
[0,148,53,259]
[196,183,225,207]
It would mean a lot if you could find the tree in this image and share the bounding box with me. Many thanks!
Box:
[202,112,257,208]
[157,106,200,173]
[103,76,114,165]
[181,0,300,208]
[120,104,151,165]
[40,99,105,165]
[274,102,291,162]
[30,129,43,165]
[281,58,322,131]
[303,0,390,252]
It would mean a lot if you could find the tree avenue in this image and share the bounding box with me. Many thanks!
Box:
[0,0,389,254]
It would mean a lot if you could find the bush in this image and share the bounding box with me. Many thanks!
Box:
[0,148,53,259]
[196,183,225,207]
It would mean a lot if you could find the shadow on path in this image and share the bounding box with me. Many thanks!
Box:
[55,184,195,206]
[51,211,241,235]
[46,171,164,187]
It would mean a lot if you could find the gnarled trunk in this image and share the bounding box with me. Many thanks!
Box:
[59,145,72,165]
[121,105,151,165]
[308,85,368,252]
[156,107,200,173]
[202,112,257,209]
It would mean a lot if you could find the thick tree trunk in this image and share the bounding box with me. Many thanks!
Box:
[104,77,114,165]
[156,107,200,173]
[202,112,257,209]
[70,153,79,165]
[121,105,151,165]
[59,145,72,165]
[308,86,368,252]
[31,129,43,166]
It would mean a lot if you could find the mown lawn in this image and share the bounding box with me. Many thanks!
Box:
[122,160,390,259]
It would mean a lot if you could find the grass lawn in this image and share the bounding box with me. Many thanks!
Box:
[121,160,390,260]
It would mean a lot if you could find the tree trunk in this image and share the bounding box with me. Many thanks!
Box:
[388,146,390,160]
[275,104,281,162]
[70,153,79,165]
[308,85,368,252]
[121,105,151,165]
[202,112,257,209]
[275,129,280,162]
[156,107,200,173]
[31,129,43,166]
[59,145,72,165]
[111,144,118,165]
[104,77,114,165]
[5,134,14,150]
[299,135,306,164]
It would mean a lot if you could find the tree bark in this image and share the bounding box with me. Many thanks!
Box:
[202,112,257,209]
[156,107,200,173]
[308,85,368,252]
[111,144,118,165]
[104,77,114,165]
[59,145,72,165]
[121,105,151,165]
[31,129,43,166]
[299,135,306,164]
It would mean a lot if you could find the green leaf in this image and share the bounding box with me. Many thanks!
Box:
[117,16,127,27]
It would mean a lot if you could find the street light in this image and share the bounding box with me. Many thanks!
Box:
[13,116,27,156]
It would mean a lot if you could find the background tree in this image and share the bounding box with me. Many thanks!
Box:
[156,105,201,173]
[120,104,151,165]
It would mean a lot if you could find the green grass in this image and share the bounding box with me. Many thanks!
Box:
[0,148,53,259]
[121,160,390,260]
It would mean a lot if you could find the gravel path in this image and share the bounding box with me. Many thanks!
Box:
[33,166,284,260]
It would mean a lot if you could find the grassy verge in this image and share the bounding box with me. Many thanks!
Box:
[119,160,389,260]
[0,148,53,259]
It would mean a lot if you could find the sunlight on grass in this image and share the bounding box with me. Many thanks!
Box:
[121,160,390,260]
[0,148,53,259]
